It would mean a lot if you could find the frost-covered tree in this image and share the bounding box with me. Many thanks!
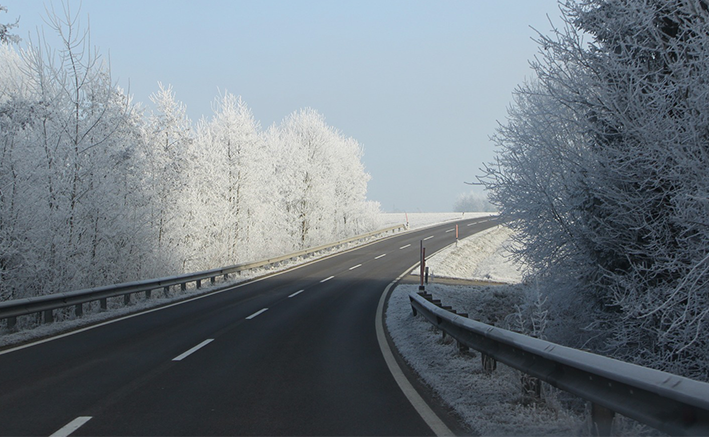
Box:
[187,93,278,269]
[481,0,709,379]
[0,5,19,45]
[453,191,497,212]
[0,45,30,301]
[273,108,377,249]
[276,109,333,248]
[0,4,149,299]
[327,135,376,236]
[0,4,380,307]
[144,83,192,272]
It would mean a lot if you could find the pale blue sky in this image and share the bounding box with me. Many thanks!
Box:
[3,0,562,212]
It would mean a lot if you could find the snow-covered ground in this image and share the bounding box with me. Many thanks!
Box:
[387,225,588,435]
[378,212,495,231]
[425,225,523,284]
[388,224,660,436]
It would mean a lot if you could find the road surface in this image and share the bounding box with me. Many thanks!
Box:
[0,216,499,436]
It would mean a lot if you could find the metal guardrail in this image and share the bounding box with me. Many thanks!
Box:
[0,224,406,330]
[409,291,709,436]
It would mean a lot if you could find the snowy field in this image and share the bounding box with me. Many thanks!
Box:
[378,211,495,231]
[387,225,588,435]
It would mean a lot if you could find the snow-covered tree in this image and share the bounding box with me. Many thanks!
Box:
[0,4,380,308]
[144,83,193,272]
[273,108,377,249]
[481,0,709,379]
[0,4,149,299]
[187,92,278,269]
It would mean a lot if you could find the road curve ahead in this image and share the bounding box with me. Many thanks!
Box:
[0,217,499,436]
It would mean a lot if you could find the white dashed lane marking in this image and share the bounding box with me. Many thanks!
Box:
[50,417,92,437]
[423,236,434,241]
[399,244,411,249]
[172,339,214,361]
[246,308,269,320]
[320,276,335,283]
[288,290,304,298]
[375,254,387,260]
[349,264,362,270]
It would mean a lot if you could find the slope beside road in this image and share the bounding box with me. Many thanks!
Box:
[0,217,499,436]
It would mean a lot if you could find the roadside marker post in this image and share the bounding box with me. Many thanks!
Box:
[419,240,425,291]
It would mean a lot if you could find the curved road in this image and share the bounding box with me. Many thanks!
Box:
[0,217,499,436]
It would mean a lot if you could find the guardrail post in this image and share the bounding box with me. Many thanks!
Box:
[196,279,202,289]
[43,309,54,324]
[457,340,469,353]
[163,286,170,297]
[100,298,107,311]
[591,403,615,436]
[223,273,229,281]
[75,303,83,318]
[145,289,152,299]
[7,316,17,331]
[482,353,497,373]
[181,283,186,292]
[210,276,215,285]
[521,374,542,398]
[419,291,432,300]
[124,294,131,306]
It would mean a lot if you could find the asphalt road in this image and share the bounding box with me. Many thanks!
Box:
[0,216,499,436]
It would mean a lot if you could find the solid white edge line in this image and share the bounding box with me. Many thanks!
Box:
[349,264,362,270]
[423,236,434,241]
[375,266,454,437]
[320,275,335,283]
[172,338,214,361]
[288,289,304,298]
[246,308,269,320]
[375,254,387,259]
[49,416,92,437]
[399,244,411,249]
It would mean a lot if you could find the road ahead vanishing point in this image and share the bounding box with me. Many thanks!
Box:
[0,217,499,436]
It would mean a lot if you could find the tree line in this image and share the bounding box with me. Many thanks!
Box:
[482,0,709,380]
[0,7,379,302]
